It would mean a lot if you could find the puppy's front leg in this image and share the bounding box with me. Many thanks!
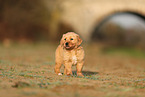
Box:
[77,61,84,77]
[64,62,72,76]
[55,63,62,75]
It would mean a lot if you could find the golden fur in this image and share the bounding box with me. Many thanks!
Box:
[55,32,85,77]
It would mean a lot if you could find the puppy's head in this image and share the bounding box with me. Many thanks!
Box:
[60,32,82,50]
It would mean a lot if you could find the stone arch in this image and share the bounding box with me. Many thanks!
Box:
[91,10,145,48]
[91,10,145,36]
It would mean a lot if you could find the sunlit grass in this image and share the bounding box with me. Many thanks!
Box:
[102,47,145,58]
[0,43,145,97]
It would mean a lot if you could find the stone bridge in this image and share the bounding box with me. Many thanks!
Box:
[55,0,145,41]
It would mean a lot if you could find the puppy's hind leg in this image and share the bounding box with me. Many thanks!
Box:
[55,63,62,75]
[64,67,67,75]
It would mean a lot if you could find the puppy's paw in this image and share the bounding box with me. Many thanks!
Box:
[58,73,62,75]
[66,73,73,77]
[77,73,84,77]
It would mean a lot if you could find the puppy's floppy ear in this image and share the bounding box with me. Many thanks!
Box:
[77,35,82,46]
[60,34,65,46]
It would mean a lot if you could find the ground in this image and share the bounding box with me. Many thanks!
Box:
[0,42,145,97]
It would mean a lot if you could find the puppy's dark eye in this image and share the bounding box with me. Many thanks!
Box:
[70,38,73,40]
[64,38,66,40]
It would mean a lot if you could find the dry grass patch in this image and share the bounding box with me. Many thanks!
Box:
[0,43,145,97]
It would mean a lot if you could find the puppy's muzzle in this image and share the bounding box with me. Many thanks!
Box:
[64,42,72,50]
[65,42,69,47]
[64,42,75,50]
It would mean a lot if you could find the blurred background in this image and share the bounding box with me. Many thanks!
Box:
[0,0,145,50]
[1,1,145,96]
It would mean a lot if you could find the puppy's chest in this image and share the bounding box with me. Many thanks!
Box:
[72,55,77,65]
[63,50,77,65]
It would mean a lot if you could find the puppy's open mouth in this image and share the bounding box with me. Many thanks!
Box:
[65,46,72,49]
[64,42,74,50]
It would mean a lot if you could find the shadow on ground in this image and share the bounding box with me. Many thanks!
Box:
[72,71,99,76]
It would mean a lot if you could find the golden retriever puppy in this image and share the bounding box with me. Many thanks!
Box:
[55,32,85,77]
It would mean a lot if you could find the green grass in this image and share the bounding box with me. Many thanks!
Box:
[19,73,44,78]
[83,75,100,80]
[102,47,145,58]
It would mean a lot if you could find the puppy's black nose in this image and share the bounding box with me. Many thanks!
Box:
[65,42,69,46]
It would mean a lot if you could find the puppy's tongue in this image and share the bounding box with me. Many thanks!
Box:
[66,46,70,49]
[65,46,71,50]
